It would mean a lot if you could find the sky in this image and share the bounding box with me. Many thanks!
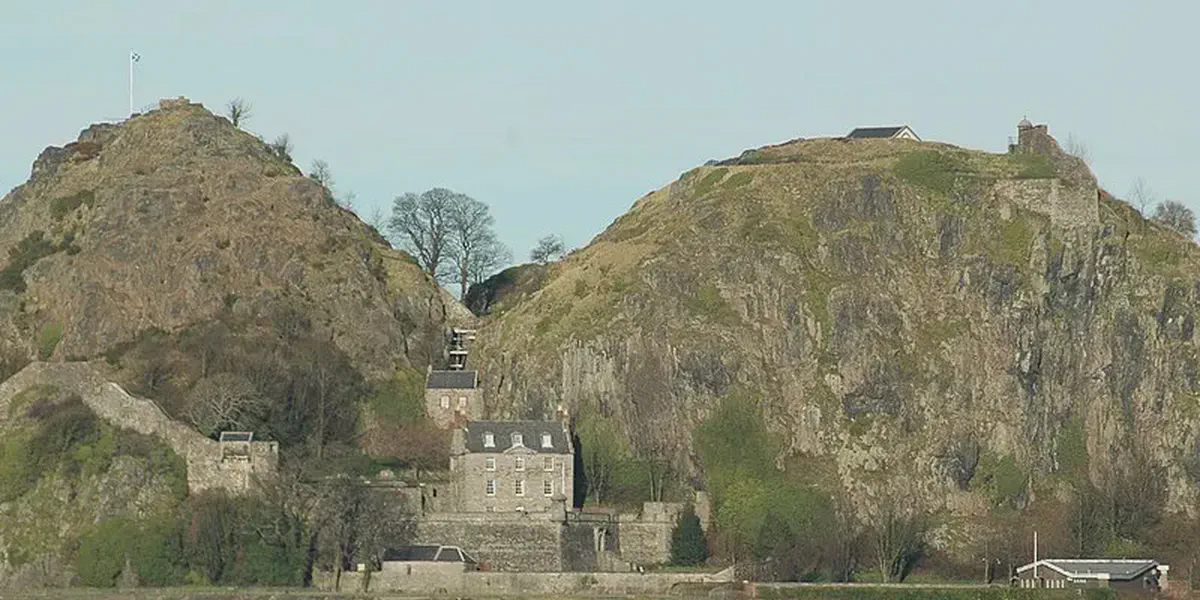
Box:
[1,1,1197,261]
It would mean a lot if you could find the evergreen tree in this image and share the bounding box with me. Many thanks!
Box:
[670,505,708,566]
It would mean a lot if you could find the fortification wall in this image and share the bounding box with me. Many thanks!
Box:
[318,568,735,595]
[0,362,274,495]
[414,513,565,572]
[993,178,1098,229]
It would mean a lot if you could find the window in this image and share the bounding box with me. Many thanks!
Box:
[457,396,467,408]
[514,479,525,496]
[543,480,553,496]
[511,432,524,447]
[485,479,496,496]
[514,457,525,471]
[541,433,553,448]
[440,396,450,409]
[543,456,554,471]
[483,432,495,448]
[485,457,496,471]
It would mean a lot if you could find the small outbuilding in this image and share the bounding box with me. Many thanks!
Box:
[359,544,478,574]
[845,125,920,141]
[1015,559,1168,593]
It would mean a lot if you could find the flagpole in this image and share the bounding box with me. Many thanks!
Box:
[128,51,134,116]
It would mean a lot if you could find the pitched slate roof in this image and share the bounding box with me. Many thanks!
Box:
[1017,559,1162,580]
[426,370,477,389]
[463,420,571,454]
[381,545,474,563]
[846,126,908,139]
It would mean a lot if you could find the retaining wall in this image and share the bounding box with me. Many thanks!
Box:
[317,567,735,595]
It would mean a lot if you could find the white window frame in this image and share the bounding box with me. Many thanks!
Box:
[514,479,525,497]
[511,432,524,447]
[541,433,553,448]
[440,396,450,409]
[543,479,553,496]
[483,432,495,448]
[485,479,496,496]
[485,457,496,471]
[457,396,467,408]
[514,457,525,471]
[543,456,554,471]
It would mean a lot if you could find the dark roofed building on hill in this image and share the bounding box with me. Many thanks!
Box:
[449,419,574,513]
[846,125,920,141]
[425,368,481,428]
[1016,559,1169,593]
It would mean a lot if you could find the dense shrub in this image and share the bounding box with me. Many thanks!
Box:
[76,515,185,587]
[670,505,708,566]
[0,231,60,292]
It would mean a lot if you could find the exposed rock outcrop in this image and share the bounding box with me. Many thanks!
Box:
[473,132,1200,527]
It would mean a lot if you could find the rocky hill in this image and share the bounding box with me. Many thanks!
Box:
[473,125,1200,544]
[0,99,468,378]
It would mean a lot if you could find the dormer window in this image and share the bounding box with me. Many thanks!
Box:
[483,432,495,448]
[541,433,553,449]
[511,432,524,447]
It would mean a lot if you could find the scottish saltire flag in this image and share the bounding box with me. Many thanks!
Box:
[131,52,141,62]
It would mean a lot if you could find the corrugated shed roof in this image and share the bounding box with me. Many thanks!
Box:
[463,420,571,454]
[426,370,477,389]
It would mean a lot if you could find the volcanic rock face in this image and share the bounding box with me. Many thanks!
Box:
[474,133,1200,518]
[0,101,469,377]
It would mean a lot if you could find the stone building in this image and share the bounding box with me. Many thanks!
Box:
[449,420,574,513]
[424,369,482,429]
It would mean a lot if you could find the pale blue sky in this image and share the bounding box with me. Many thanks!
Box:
[1,1,1196,261]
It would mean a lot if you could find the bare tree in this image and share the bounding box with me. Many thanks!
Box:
[226,98,252,128]
[446,196,509,297]
[1152,200,1197,237]
[309,160,334,190]
[388,188,458,280]
[866,484,929,583]
[530,234,566,264]
[316,476,369,592]
[365,206,387,234]
[184,373,265,436]
[1064,134,1090,165]
[269,134,294,163]
[1128,177,1154,216]
[339,190,358,213]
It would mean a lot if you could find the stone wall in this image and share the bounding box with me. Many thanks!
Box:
[414,513,565,572]
[993,178,1098,230]
[425,385,482,428]
[0,362,275,495]
[450,449,572,512]
[410,502,679,573]
[318,567,736,595]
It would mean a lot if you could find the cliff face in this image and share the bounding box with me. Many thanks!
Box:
[474,131,1200,518]
[0,101,469,377]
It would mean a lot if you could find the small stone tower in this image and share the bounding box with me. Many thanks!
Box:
[425,328,482,428]
[1011,117,1060,156]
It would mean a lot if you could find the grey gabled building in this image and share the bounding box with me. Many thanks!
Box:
[1015,559,1169,593]
[845,125,920,141]
[448,420,574,513]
